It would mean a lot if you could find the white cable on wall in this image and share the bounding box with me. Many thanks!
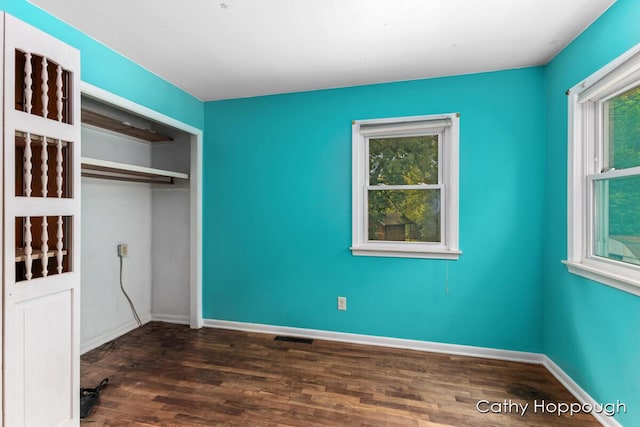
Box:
[119,253,142,326]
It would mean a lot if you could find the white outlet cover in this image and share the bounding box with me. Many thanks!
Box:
[118,243,128,257]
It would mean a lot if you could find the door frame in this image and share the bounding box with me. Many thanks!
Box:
[80,82,203,329]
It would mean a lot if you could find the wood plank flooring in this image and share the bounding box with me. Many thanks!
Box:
[80,322,600,426]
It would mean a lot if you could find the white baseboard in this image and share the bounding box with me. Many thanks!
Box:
[80,314,151,355]
[151,313,190,325]
[203,318,543,364]
[543,356,624,427]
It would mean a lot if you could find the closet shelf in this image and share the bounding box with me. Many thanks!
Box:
[81,108,173,142]
[81,157,188,184]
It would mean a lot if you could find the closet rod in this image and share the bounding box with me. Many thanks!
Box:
[81,172,174,185]
[80,157,188,184]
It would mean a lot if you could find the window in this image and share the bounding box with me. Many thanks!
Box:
[566,45,640,296]
[351,114,460,259]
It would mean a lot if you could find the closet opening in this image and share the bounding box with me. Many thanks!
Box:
[79,83,202,355]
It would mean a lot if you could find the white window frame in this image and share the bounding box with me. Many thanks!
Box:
[351,113,460,259]
[565,43,640,296]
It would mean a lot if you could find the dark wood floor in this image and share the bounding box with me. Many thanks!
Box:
[80,322,599,426]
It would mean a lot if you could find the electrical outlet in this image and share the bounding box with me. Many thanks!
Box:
[337,296,347,311]
[117,243,128,257]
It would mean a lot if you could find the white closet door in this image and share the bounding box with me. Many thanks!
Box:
[3,14,81,427]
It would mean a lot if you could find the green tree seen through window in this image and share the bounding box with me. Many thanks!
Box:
[607,85,640,237]
[368,136,441,242]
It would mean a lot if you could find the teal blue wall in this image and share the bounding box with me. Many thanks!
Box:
[1,0,203,130]
[10,1,639,423]
[543,0,640,425]
[204,67,546,352]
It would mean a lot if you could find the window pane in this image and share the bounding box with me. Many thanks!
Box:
[605,85,640,170]
[369,135,438,185]
[594,175,640,266]
[368,189,440,242]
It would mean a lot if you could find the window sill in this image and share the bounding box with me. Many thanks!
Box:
[563,260,640,297]
[351,245,461,260]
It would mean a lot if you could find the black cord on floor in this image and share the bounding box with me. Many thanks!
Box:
[119,255,142,326]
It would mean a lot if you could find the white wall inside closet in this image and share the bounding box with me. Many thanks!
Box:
[151,131,191,323]
[80,96,192,353]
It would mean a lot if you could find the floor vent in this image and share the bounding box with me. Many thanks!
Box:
[274,336,313,344]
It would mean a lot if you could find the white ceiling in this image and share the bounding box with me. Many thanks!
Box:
[29,0,615,101]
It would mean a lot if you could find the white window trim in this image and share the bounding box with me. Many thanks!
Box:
[351,113,460,259]
[565,43,640,297]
